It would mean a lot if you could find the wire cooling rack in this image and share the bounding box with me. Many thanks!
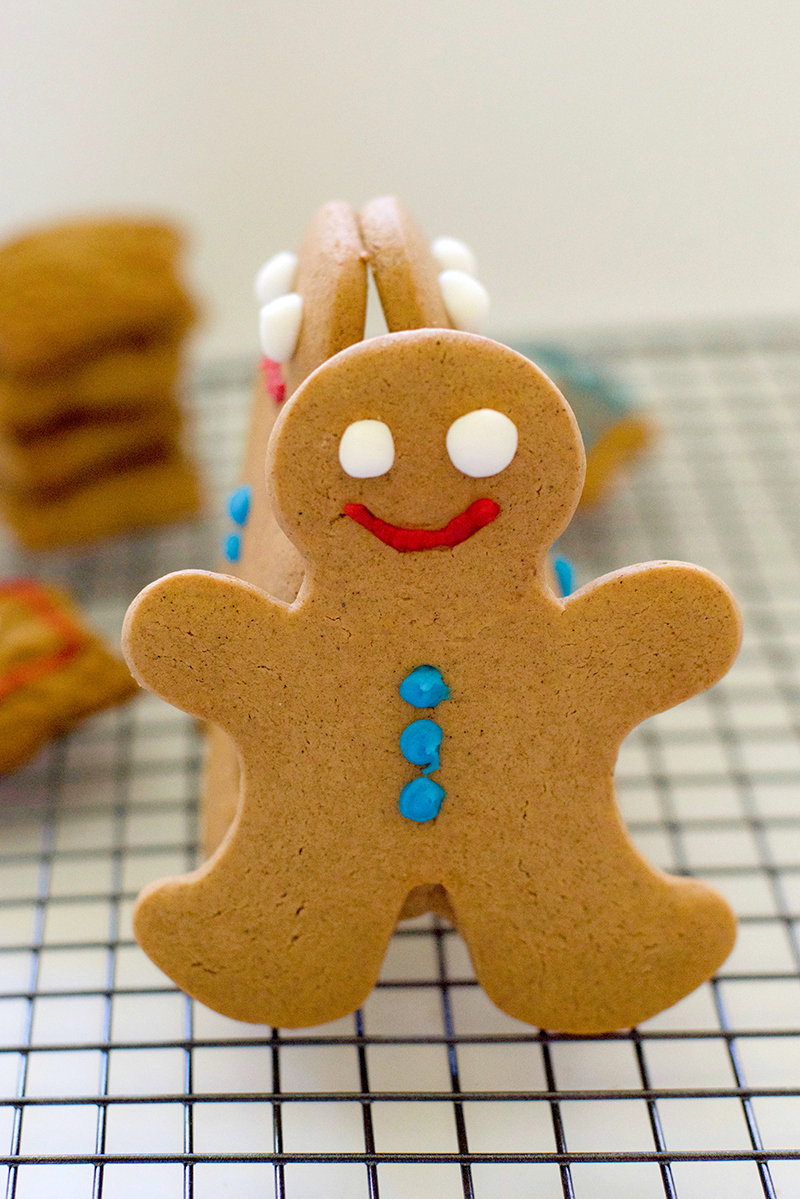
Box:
[1,323,799,1199]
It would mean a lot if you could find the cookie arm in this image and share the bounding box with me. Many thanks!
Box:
[562,562,742,738]
[122,570,284,735]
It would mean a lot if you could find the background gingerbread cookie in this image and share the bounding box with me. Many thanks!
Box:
[0,579,137,772]
[202,201,368,853]
[124,321,741,1033]
[0,218,200,549]
[359,195,454,331]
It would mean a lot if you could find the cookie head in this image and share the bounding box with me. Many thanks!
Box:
[268,328,585,575]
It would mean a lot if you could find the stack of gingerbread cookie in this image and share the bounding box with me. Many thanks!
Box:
[0,218,201,549]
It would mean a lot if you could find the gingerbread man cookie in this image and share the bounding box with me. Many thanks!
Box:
[124,318,740,1033]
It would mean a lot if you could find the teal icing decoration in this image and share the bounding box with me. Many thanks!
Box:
[398,666,449,820]
[399,665,449,709]
[552,554,575,597]
[223,532,241,563]
[223,486,250,563]
[400,719,442,774]
[227,484,252,527]
[399,776,446,823]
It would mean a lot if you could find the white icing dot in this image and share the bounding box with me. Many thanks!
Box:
[446,409,518,478]
[438,270,489,333]
[254,251,298,306]
[258,293,303,363]
[431,236,478,276]
[339,420,395,478]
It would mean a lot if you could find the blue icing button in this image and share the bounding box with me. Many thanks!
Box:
[399,665,449,709]
[399,776,446,823]
[227,484,252,527]
[223,532,241,562]
[400,719,442,774]
[552,553,575,597]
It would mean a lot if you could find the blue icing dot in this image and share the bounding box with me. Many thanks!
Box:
[227,484,252,527]
[399,776,446,823]
[223,532,241,562]
[552,554,575,597]
[400,719,442,774]
[399,665,449,709]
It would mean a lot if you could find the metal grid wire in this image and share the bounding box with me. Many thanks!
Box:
[0,324,799,1198]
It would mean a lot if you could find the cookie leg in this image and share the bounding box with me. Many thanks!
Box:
[449,867,735,1033]
[133,825,405,1028]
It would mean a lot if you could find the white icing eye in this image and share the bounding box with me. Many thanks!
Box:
[258,293,303,362]
[431,236,478,276]
[446,409,518,478]
[438,270,489,333]
[254,251,298,305]
[339,420,395,478]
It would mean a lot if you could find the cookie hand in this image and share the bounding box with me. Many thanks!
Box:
[563,561,741,739]
[122,570,287,736]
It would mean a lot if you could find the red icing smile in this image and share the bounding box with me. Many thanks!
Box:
[343,498,500,552]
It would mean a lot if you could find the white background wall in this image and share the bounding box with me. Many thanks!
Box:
[2,0,799,359]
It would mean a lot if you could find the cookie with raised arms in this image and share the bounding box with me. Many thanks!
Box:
[122,200,741,1032]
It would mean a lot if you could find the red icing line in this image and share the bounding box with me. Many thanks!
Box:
[0,579,86,702]
[260,356,286,403]
[343,498,500,551]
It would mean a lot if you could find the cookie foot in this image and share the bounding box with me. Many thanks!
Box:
[452,873,736,1033]
[133,857,403,1028]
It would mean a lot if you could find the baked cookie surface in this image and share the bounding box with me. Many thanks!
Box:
[0,216,201,549]
[0,580,137,772]
[0,219,195,376]
[124,328,741,1033]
